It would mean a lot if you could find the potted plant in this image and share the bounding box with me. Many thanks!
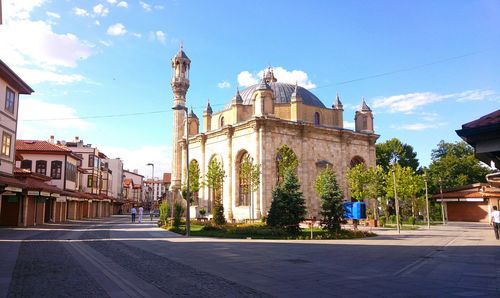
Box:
[199,207,206,218]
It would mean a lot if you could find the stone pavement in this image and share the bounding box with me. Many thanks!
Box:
[0,216,499,297]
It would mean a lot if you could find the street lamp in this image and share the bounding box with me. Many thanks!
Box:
[423,171,430,229]
[391,159,401,234]
[172,104,190,237]
[438,177,446,225]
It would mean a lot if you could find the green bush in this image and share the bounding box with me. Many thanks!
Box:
[159,202,169,225]
[379,216,386,227]
[212,200,226,226]
[173,202,184,229]
[408,216,416,225]
[389,215,396,224]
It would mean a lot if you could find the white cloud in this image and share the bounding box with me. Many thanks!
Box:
[343,121,355,129]
[237,67,316,89]
[93,4,109,17]
[117,1,128,8]
[237,71,259,87]
[107,0,118,4]
[99,40,113,47]
[372,89,497,113]
[454,89,497,102]
[154,5,164,10]
[132,33,142,38]
[107,23,127,36]
[73,7,90,17]
[18,99,92,140]
[46,11,60,19]
[98,145,172,179]
[140,1,152,11]
[95,20,101,26]
[3,0,47,20]
[396,122,446,131]
[0,1,91,86]
[217,81,231,89]
[155,31,166,43]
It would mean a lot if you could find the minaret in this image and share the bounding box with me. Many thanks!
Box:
[170,45,191,192]
[203,99,213,132]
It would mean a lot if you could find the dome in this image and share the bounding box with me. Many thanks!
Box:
[238,82,326,108]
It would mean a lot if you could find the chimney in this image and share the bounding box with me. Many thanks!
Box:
[133,169,138,174]
[75,136,79,142]
[49,135,54,144]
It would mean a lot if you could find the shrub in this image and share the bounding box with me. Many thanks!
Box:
[408,216,416,225]
[199,208,206,217]
[389,214,396,224]
[173,202,184,229]
[379,216,386,227]
[314,167,345,234]
[212,200,226,226]
[159,202,169,225]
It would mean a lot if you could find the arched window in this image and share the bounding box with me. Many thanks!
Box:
[237,152,251,206]
[275,145,298,184]
[36,160,47,175]
[350,156,365,168]
[51,161,62,179]
[220,116,225,128]
[314,112,320,126]
[20,160,32,171]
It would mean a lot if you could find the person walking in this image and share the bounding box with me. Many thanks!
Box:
[150,208,154,221]
[131,206,137,223]
[490,205,500,240]
[138,206,144,223]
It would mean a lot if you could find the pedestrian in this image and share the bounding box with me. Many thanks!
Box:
[490,205,500,240]
[138,206,144,223]
[150,208,154,221]
[131,206,137,223]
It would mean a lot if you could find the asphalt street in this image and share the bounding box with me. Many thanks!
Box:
[0,216,499,297]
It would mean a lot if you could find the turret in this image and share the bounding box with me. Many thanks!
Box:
[332,93,344,128]
[355,97,374,133]
[187,107,199,135]
[203,99,212,132]
[252,76,274,116]
[290,82,302,121]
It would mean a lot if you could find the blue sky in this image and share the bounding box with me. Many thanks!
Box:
[1,0,499,177]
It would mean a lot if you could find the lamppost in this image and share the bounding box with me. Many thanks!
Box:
[423,171,430,229]
[147,163,154,206]
[439,177,446,225]
[172,104,190,236]
[391,159,400,234]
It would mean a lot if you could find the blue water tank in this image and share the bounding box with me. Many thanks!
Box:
[352,202,366,219]
[343,202,353,219]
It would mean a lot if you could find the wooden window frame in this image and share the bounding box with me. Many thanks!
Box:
[5,87,15,114]
[20,160,32,171]
[50,161,62,180]
[35,160,47,176]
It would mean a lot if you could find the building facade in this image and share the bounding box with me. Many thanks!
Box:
[170,49,379,221]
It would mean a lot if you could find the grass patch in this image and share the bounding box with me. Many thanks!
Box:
[164,222,376,240]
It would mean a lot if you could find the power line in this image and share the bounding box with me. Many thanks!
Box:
[20,50,485,122]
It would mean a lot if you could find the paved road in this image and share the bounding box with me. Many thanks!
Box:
[0,216,499,297]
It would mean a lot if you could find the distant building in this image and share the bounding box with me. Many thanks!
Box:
[123,169,144,208]
[144,172,171,203]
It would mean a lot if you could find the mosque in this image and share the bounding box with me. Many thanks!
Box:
[169,48,379,221]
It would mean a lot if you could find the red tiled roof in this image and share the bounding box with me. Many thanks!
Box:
[462,109,500,129]
[16,140,71,153]
[13,168,51,181]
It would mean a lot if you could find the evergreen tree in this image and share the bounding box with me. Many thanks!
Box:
[205,158,226,225]
[266,169,306,235]
[314,167,345,233]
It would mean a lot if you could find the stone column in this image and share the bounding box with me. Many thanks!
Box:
[200,135,206,210]
[226,126,234,220]
[254,120,262,219]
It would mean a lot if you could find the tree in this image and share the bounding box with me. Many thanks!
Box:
[239,154,261,219]
[276,145,298,184]
[385,164,423,219]
[428,141,492,193]
[266,169,306,235]
[376,138,420,172]
[314,167,345,233]
[182,160,201,204]
[346,164,385,219]
[205,158,226,225]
